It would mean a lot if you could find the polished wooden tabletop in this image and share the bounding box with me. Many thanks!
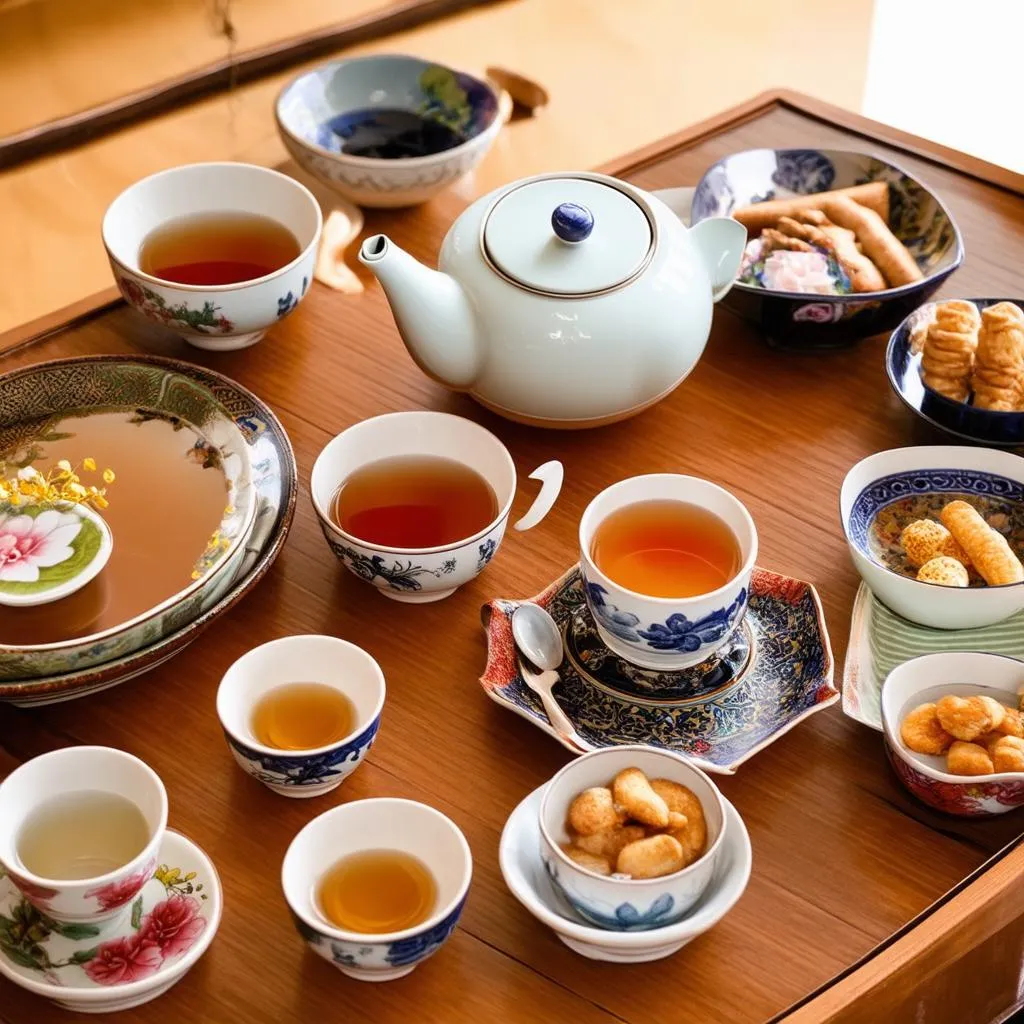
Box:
[1,94,1024,1024]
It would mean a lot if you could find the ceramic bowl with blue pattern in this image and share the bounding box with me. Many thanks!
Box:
[216,634,385,798]
[580,475,757,671]
[887,298,1024,447]
[282,798,472,982]
[691,148,963,349]
[840,446,1024,629]
[276,55,501,208]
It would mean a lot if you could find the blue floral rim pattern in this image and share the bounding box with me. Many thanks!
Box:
[847,469,1024,551]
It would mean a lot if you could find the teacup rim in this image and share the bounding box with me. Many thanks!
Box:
[281,797,473,944]
[578,474,758,605]
[0,745,168,889]
[216,634,386,759]
[101,161,323,295]
[310,411,517,556]
[538,744,728,886]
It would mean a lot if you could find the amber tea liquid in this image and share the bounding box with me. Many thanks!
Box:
[251,683,356,750]
[318,849,437,933]
[591,500,741,598]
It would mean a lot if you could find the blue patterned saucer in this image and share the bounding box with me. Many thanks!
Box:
[481,565,837,774]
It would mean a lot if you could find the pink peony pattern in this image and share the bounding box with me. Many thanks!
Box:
[793,301,844,324]
[0,508,81,583]
[139,896,206,959]
[85,859,156,911]
[83,933,163,985]
[6,870,58,909]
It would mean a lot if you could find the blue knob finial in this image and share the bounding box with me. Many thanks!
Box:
[551,202,594,244]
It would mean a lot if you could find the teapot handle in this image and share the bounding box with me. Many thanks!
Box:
[514,460,563,532]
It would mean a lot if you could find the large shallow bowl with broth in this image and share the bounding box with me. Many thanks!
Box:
[0,357,258,680]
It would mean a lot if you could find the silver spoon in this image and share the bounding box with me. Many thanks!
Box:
[512,603,591,752]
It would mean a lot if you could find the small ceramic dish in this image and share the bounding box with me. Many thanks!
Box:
[539,746,727,929]
[881,651,1024,816]
[282,798,472,982]
[276,55,501,208]
[217,634,385,798]
[887,298,1024,446]
[480,564,837,774]
[0,829,221,1013]
[500,783,750,961]
[691,148,963,348]
[840,446,1024,630]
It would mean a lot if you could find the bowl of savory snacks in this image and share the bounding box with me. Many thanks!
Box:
[881,651,1024,816]
[840,446,1024,630]
[887,298,1024,446]
[691,148,963,349]
[538,746,728,931]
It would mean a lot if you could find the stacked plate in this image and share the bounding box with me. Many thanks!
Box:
[0,356,296,706]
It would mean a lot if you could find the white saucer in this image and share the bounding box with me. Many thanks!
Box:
[499,783,751,963]
[0,829,222,1013]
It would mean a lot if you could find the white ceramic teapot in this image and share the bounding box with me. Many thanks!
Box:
[359,172,746,428]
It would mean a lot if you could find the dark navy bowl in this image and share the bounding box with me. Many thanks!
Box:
[887,298,1024,448]
[691,148,964,350]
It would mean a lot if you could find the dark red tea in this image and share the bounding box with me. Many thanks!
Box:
[331,454,498,548]
[139,211,300,285]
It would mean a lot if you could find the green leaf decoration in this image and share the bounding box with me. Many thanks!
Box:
[51,920,101,941]
[0,513,103,596]
[1,944,42,970]
[130,895,143,930]
[70,946,99,964]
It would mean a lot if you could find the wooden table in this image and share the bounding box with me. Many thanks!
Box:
[2,92,1024,1024]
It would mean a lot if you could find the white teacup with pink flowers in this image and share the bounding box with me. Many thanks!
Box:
[0,746,168,924]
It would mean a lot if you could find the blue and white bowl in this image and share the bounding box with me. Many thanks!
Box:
[580,474,757,671]
[887,298,1024,447]
[282,798,472,982]
[216,634,385,797]
[691,148,963,349]
[840,446,1024,629]
[538,746,728,931]
[276,55,501,208]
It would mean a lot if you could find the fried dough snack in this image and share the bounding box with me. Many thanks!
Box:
[916,555,969,587]
[908,306,937,355]
[731,182,890,234]
[819,195,922,287]
[972,302,1024,411]
[935,694,1006,741]
[615,834,685,880]
[996,707,1024,739]
[940,500,1024,586]
[900,519,972,570]
[574,824,646,861]
[900,702,954,755]
[920,300,981,401]
[561,845,612,875]
[774,213,886,293]
[650,778,708,867]
[568,787,625,835]
[990,735,1024,773]
[947,740,995,776]
[612,768,670,828]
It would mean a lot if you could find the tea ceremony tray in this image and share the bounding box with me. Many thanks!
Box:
[2,91,1024,1024]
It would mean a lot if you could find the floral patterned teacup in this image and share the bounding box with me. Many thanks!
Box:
[580,474,758,670]
[310,411,562,603]
[0,746,167,924]
[282,798,472,982]
[102,162,322,352]
[217,634,385,798]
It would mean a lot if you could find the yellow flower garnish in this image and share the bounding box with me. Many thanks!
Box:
[56,459,72,473]
[102,468,115,484]
[83,457,97,472]
[0,457,116,511]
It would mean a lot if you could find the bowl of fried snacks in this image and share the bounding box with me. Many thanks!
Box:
[841,446,1024,629]
[887,298,1024,446]
[538,746,728,930]
[691,148,963,349]
[882,651,1024,816]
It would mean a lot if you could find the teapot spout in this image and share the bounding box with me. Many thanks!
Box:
[359,234,481,389]
[690,217,747,302]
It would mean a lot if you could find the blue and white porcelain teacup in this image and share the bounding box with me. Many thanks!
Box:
[580,474,757,670]
[216,634,385,798]
[282,798,472,982]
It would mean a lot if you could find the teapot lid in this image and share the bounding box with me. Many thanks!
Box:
[481,174,654,296]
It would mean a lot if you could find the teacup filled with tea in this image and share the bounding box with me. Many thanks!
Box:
[103,162,322,351]
[0,746,167,924]
[217,634,385,798]
[282,797,472,981]
[580,475,757,670]
[310,411,562,602]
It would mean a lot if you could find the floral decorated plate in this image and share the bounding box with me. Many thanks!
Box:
[480,565,838,774]
[0,829,221,1014]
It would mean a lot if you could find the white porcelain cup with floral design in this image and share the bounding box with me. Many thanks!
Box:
[310,411,563,603]
[0,746,168,924]
[102,162,322,351]
[282,797,472,982]
[579,474,758,670]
